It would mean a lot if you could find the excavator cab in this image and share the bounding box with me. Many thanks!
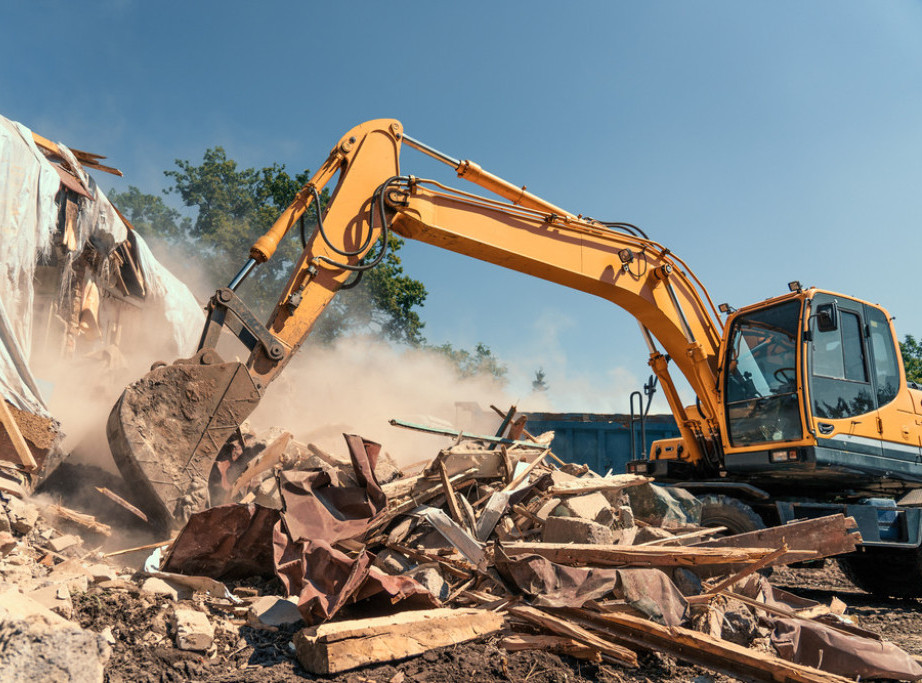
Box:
[635,286,922,496]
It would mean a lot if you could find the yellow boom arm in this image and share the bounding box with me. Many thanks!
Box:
[242,119,724,463]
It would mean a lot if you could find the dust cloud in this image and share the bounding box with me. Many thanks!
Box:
[248,336,516,467]
[29,302,207,473]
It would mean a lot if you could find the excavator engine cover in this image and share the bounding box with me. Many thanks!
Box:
[107,349,261,530]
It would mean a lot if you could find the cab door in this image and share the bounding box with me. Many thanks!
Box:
[864,305,922,473]
[807,295,881,465]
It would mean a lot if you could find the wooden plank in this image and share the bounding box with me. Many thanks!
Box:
[565,608,851,683]
[437,459,466,528]
[103,539,172,558]
[0,401,36,470]
[637,526,725,546]
[703,544,787,595]
[367,468,478,534]
[489,405,568,467]
[547,474,652,496]
[229,431,292,498]
[293,607,504,674]
[95,486,149,523]
[501,541,813,567]
[500,448,550,493]
[380,473,424,500]
[508,605,637,667]
[43,503,112,536]
[694,514,862,567]
[500,634,601,663]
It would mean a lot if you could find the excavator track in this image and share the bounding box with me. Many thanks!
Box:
[106,349,261,531]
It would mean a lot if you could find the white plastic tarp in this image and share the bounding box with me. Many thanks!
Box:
[0,117,60,416]
[0,114,203,419]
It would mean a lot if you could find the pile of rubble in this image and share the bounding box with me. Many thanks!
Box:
[1,413,921,682]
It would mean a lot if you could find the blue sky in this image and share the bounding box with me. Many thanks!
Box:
[4,1,922,412]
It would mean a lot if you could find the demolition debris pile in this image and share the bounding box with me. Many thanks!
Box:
[1,412,920,682]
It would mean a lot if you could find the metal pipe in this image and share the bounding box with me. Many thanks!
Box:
[638,323,658,354]
[402,134,461,168]
[665,280,696,344]
[228,258,257,291]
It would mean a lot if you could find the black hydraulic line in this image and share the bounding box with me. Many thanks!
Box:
[600,221,649,240]
[313,176,405,272]
[339,270,364,290]
[312,185,376,258]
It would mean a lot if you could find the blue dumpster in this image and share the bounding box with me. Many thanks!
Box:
[522,412,680,474]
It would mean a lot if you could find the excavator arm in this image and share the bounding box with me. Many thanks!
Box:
[108,119,725,529]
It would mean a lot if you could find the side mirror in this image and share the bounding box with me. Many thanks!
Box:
[816,302,839,332]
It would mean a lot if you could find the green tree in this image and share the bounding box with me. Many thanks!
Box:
[430,342,507,382]
[109,185,191,244]
[114,148,427,344]
[901,335,922,385]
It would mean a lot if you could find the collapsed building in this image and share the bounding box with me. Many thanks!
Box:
[0,114,202,491]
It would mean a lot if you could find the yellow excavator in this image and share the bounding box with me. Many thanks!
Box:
[107,119,922,597]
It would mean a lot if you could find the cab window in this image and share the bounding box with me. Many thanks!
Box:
[810,303,874,420]
[724,300,803,446]
[866,306,900,406]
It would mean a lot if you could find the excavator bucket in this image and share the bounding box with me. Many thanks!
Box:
[106,349,262,531]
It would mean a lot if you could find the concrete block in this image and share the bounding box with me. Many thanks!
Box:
[247,596,303,628]
[0,531,16,556]
[408,566,449,602]
[141,577,186,601]
[373,548,414,575]
[633,526,675,545]
[0,614,110,682]
[0,588,68,626]
[625,483,702,527]
[48,534,82,553]
[5,496,38,535]
[542,516,614,545]
[173,608,214,651]
[86,564,118,584]
[47,560,90,594]
[28,583,72,619]
[555,492,615,526]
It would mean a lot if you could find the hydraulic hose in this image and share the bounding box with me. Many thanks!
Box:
[313,176,405,272]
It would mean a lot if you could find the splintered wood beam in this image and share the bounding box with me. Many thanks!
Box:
[500,448,550,493]
[31,132,123,176]
[703,544,788,595]
[508,605,637,668]
[546,473,652,496]
[95,487,149,523]
[500,542,813,567]
[437,459,466,528]
[564,608,851,683]
[293,608,505,674]
[500,634,602,663]
[693,514,862,567]
[489,404,568,467]
[637,526,726,546]
[0,401,37,470]
[43,504,112,536]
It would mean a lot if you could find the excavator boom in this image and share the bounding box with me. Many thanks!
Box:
[107,119,723,529]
